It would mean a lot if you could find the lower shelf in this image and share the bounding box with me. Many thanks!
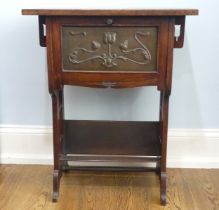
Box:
[61,120,161,164]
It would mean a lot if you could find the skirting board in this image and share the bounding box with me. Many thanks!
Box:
[0,125,219,168]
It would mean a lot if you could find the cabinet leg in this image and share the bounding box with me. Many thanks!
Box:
[51,90,64,202]
[52,169,62,202]
[159,91,169,206]
[160,171,167,205]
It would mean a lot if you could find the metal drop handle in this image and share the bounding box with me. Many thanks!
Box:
[106,18,113,25]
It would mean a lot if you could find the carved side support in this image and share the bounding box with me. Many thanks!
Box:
[38,16,46,47]
[158,18,175,205]
[46,17,65,201]
[158,18,174,205]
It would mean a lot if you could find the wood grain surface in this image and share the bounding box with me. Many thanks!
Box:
[22,9,199,16]
[0,165,218,210]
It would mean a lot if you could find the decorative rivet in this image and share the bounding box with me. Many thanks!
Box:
[106,18,113,25]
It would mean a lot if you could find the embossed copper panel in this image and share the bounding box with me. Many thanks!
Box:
[62,26,158,71]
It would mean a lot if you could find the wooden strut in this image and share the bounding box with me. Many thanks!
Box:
[159,91,170,205]
[51,89,64,202]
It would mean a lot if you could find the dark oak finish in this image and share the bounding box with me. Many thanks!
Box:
[50,16,169,90]
[62,72,158,88]
[22,9,198,205]
[63,120,161,156]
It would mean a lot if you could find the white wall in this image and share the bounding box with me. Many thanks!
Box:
[0,0,219,128]
[0,1,219,167]
[1,125,219,168]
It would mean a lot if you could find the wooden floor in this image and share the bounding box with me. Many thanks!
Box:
[0,165,219,210]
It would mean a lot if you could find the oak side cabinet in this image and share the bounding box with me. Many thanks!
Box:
[22,9,198,205]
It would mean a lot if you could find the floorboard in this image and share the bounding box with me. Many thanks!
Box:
[0,165,218,210]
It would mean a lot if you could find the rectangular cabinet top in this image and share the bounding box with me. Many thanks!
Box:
[22,9,198,16]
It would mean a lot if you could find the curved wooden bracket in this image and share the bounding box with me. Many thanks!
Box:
[38,16,46,47]
[174,16,185,48]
